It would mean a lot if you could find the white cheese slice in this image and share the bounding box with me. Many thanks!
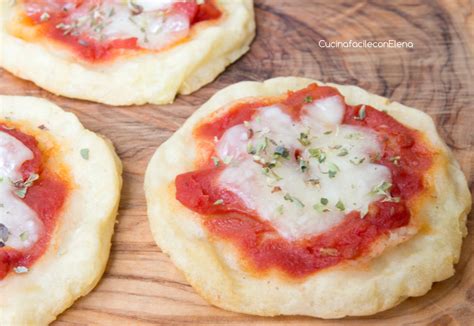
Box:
[0,131,42,250]
[216,98,391,240]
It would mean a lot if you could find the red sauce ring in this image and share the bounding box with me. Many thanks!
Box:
[175,84,433,278]
[20,0,222,62]
[0,124,69,279]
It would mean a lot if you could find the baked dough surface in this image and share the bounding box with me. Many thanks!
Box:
[144,77,471,318]
[0,96,122,325]
[0,0,255,106]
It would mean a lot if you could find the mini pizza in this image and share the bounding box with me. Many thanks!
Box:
[0,0,255,105]
[145,77,471,318]
[0,96,122,324]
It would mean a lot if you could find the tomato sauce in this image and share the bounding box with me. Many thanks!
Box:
[22,0,221,62]
[0,125,68,279]
[176,84,433,278]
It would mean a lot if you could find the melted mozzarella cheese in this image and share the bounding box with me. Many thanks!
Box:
[303,95,345,127]
[24,0,74,16]
[0,131,41,249]
[216,97,391,240]
[132,0,175,12]
[59,0,191,50]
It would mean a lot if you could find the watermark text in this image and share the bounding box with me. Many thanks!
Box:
[318,39,414,49]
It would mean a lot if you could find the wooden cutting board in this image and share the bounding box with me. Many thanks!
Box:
[1,0,472,325]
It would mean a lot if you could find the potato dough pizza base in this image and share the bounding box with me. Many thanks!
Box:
[145,77,471,318]
[0,96,122,325]
[0,0,255,106]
